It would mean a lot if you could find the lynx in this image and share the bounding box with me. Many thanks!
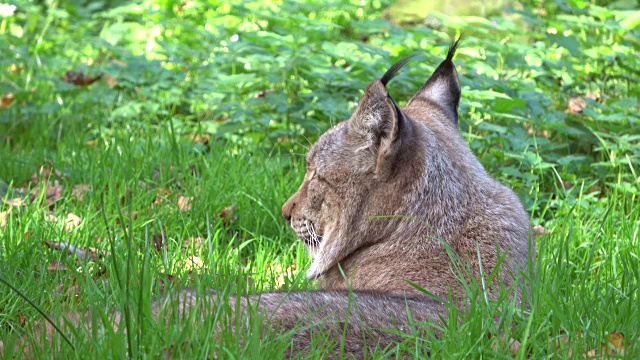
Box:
[189,39,532,356]
[5,40,533,358]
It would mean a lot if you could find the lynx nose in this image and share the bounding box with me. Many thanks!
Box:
[282,197,296,222]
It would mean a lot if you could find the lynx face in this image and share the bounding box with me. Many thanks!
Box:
[282,122,352,257]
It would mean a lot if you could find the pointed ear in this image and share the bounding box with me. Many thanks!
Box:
[407,39,461,125]
[348,80,406,176]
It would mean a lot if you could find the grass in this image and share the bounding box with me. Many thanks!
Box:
[1,0,639,358]
[1,90,639,359]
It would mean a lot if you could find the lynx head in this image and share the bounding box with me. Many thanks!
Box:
[282,40,477,280]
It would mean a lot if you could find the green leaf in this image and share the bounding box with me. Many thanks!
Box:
[546,34,580,54]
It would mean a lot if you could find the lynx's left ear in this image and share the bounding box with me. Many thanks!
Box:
[348,55,414,175]
[347,80,406,176]
[407,39,461,125]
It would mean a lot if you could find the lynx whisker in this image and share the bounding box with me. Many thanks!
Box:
[304,221,321,251]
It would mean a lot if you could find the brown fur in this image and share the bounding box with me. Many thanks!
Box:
[4,41,533,358]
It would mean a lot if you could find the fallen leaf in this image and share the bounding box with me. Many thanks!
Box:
[186,133,210,145]
[266,262,297,289]
[508,338,521,354]
[182,237,205,250]
[31,162,63,185]
[47,261,69,271]
[61,71,103,86]
[64,213,82,230]
[153,233,164,252]
[0,210,9,228]
[4,197,25,207]
[532,225,550,238]
[254,89,273,98]
[30,180,64,207]
[219,203,237,226]
[177,196,193,211]
[103,74,119,87]
[71,184,90,202]
[1,93,14,108]
[153,187,171,206]
[173,0,194,13]
[566,93,596,114]
[158,273,179,295]
[13,311,28,327]
[179,256,204,272]
[601,331,625,356]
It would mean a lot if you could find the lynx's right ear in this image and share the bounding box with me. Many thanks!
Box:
[407,39,461,125]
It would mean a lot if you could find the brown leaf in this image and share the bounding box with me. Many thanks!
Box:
[71,184,90,202]
[566,94,596,114]
[110,58,127,67]
[103,74,119,87]
[601,331,625,356]
[153,187,171,206]
[173,0,194,13]
[4,197,25,207]
[254,89,272,98]
[177,196,193,211]
[1,93,14,108]
[186,133,209,145]
[182,237,205,250]
[532,225,550,238]
[0,210,9,228]
[64,213,82,230]
[47,261,69,271]
[158,273,179,295]
[31,162,63,185]
[61,71,104,86]
[41,180,64,206]
[219,203,237,226]
[178,256,205,272]
[16,311,28,327]
[266,262,297,289]
[153,233,164,252]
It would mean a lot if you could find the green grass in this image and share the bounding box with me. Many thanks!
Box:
[1,125,638,358]
[1,0,639,358]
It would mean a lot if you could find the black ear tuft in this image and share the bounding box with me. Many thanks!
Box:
[406,38,462,126]
[380,54,417,87]
[446,36,462,62]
